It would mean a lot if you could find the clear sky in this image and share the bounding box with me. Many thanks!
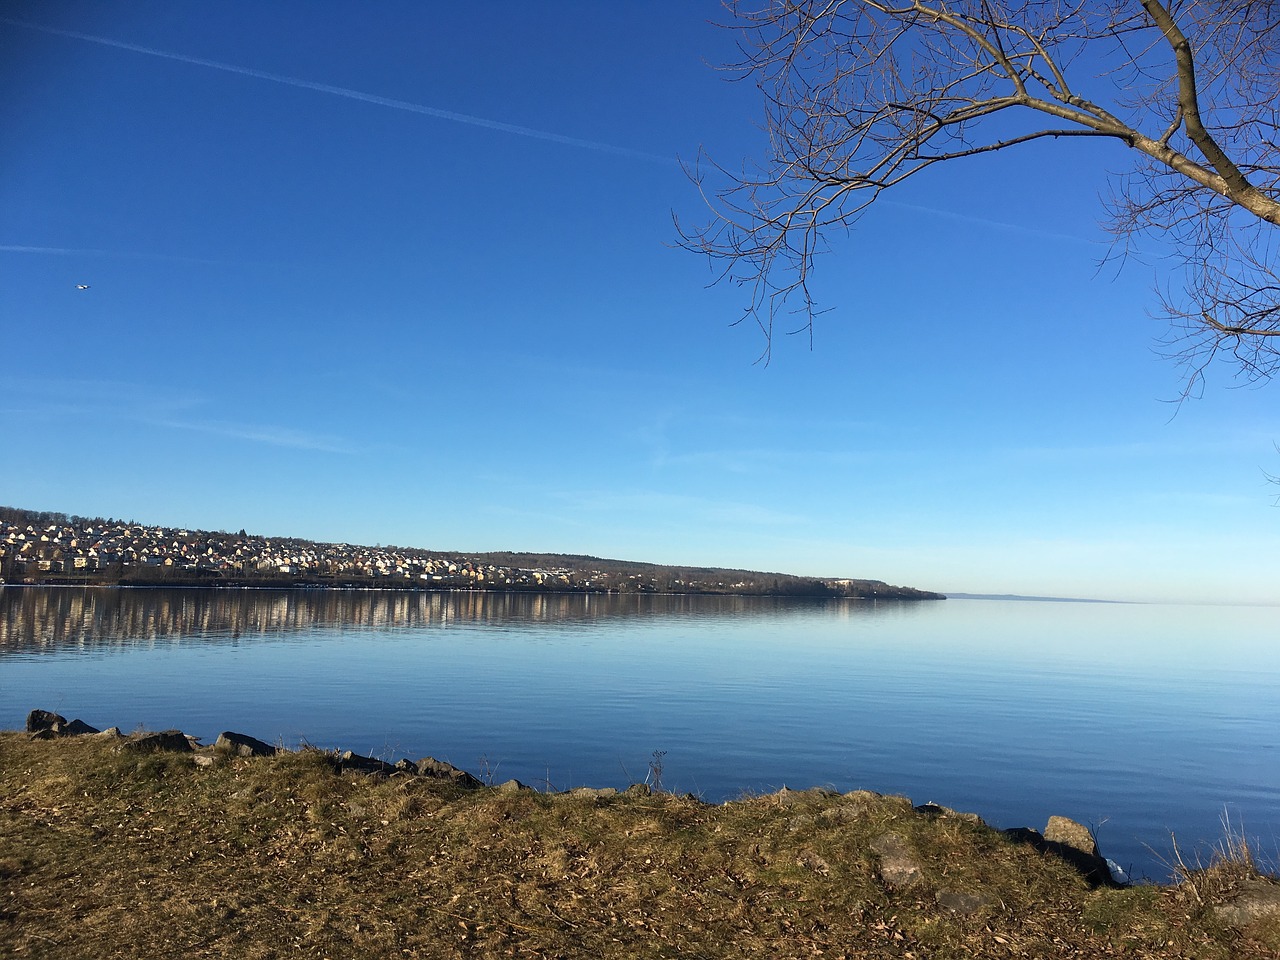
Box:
[2,2,1276,604]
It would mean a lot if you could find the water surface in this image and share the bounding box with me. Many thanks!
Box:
[2,586,1275,880]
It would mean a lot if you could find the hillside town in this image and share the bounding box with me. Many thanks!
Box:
[1,513,594,590]
[0,507,943,599]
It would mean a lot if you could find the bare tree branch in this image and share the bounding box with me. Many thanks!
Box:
[680,0,1280,385]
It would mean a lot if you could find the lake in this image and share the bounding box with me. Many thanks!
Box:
[2,585,1276,881]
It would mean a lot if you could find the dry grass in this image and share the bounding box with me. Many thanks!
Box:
[1,732,1277,959]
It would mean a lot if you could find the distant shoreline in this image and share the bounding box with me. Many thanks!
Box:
[1,577,946,601]
[944,592,1127,604]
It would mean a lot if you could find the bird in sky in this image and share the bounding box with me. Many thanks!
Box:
[75,284,90,290]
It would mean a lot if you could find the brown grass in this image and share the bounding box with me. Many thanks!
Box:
[1,732,1276,959]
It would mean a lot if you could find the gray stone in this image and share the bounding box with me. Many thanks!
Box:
[122,730,194,753]
[416,757,483,788]
[870,832,924,889]
[60,718,100,735]
[214,731,278,758]
[624,783,652,797]
[1214,879,1280,928]
[496,779,532,794]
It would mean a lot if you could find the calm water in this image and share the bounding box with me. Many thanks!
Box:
[2,586,1276,880]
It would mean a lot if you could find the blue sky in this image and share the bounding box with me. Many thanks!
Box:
[2,2,1276,604]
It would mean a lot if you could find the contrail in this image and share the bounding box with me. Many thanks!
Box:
[0,245,100,255]
[0,244,226,264]
[2,17,678,166]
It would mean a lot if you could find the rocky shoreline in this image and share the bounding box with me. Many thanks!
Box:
[26,707,1118,889]
[8,708,1280,957]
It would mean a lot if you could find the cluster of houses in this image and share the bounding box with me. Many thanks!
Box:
[0,511,941,599]
[0,517,589,589]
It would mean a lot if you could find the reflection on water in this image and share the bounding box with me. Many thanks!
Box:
[0,586,908,654]
[3,586,1275,881]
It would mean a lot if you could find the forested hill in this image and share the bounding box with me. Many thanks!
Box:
[0,506,944,600]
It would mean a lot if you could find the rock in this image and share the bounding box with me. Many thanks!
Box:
[416,757,483,789]
[1043,816,1111,886]
[936,888,994,916]
[1003,819,1113,886]
[1214,879,1280,927]
[31,716,102,739]
[60,718,100,735]
[914,802,986,826]
[1003,826,1044,847]
[870,832,924,889]
[214,731,278,758]
[92,727,122,740]
[26,709,65,733]
[393,759,419,775]
[336,750,396,776]
[496,779,532,794]
[121,730,194,753]
[624,783,652,797]
[1044,815,1098,856]
[192,754,217,767]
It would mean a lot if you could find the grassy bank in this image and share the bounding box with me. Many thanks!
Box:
[1,731,1276,959]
